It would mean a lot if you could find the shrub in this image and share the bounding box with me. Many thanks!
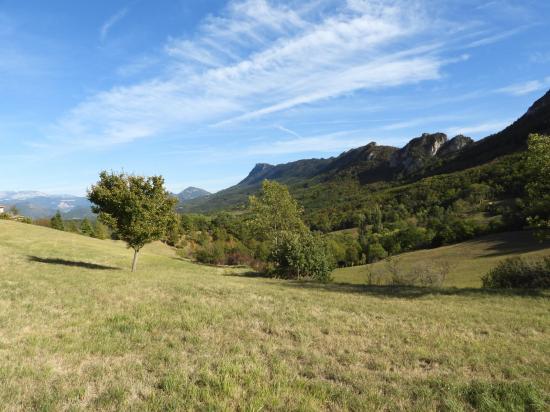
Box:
[407,261,450,287]
[194,241,226,265]
[482,256,550,289]
[384,258,450,287]
[271,231,334,282]
[367,242,387,263]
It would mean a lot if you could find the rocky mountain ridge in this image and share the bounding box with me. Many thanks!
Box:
[183,89,550,213]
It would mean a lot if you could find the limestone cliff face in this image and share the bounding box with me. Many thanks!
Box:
[438,135,474,157]
[239,163,275,185]
[390,132,448,173]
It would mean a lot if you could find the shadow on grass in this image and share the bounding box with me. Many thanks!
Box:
[225,271,546,297]
[472,231,550,259]
[231,271,274,279]
[28,256,120,271]
[279,281,546,298]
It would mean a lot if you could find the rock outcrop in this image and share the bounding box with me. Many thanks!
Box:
[390,132,448,173]
[438,135,474,157]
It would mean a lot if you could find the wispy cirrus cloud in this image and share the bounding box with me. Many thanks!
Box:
[46,0,516,152]
[381,114,465,131]
[445,121,509,137]
[497,77,550,96]
[245,131,370,156]
[100,7,129,41]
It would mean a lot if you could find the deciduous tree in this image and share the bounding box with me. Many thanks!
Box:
[88,171,177,272]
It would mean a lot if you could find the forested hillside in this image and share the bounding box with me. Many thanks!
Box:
[182,91,550,233]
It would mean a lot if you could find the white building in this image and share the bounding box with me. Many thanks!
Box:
[0,205,5,214]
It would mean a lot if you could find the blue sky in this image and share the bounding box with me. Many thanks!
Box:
[1,0,549,195]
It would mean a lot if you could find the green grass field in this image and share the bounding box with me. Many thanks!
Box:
[1,220,549,411]
[334,231,550,287]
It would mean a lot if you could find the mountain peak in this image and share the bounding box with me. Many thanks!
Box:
[251,163,274,174]
[390,132,448,173]
[438,135,474,157]
[239,163,275,185]
[177,187,211,203]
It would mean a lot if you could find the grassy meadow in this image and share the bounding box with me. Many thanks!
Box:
[334,231,550,288]
[0,219,549,410]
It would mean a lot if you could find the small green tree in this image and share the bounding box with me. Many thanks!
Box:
[248,180,333,280]
[271,231,334,281]
[525,134,550,240]
[371,204,383,233]
[367,242,387,263]
[92,220,109,240]
[66,221,79,233]
[88,171,177,272]
[248,180,307,244]
[50,211,65,231]
[165,214,182,246]
[80,218,94,237]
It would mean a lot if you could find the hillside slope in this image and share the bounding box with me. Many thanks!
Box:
[334,231,550,287]
[0,220,549,410]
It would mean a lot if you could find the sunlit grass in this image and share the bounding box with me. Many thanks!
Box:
[1,220,549,410]
[333,231,550,287]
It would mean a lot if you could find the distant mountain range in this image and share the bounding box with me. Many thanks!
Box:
[0,186,211,219]
[182,89,550,213]
[0,192,93,219]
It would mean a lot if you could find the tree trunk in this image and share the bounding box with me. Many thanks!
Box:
[131,249,139,272]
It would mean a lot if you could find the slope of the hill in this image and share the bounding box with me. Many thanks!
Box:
[333,230,550,287]
[0,220,549,410]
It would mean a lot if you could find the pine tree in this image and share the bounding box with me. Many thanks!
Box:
[80,218,94,237]
[50,211,65,231]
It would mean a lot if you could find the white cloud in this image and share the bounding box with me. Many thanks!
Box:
[445,121,509,137]
[48,0,476,151]
[497,77,550,96]
[245,131,369,156]
[530,51,550,64]
[100,8,128,41]
[381,115,463,131]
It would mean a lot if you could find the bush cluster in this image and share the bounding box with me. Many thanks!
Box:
[386,258,450,287]
[482,257,550,289]
[270,232,333,282]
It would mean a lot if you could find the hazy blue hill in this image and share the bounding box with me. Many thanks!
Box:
[176,187,211,204]
[0,192,92,219]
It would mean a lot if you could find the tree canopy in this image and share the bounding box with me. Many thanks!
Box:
[88,171,177,271]
[248,180,307,243]
[248,180,332,280]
